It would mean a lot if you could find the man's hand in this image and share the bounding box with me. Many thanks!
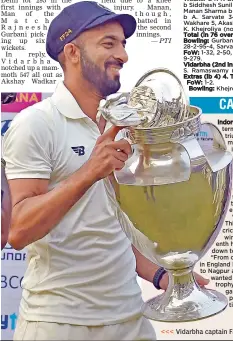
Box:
[159,271,210,291]
[86,126,131,182]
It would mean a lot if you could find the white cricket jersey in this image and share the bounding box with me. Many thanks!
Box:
[2,82,144,326]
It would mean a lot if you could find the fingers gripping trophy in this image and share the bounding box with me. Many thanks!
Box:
[99,68,233,322]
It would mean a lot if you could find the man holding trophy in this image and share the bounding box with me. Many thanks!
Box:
[2,2,217,340]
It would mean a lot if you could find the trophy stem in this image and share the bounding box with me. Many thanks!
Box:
[143,267,228,322]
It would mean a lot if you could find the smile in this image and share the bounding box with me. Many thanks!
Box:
[109,66,122,74]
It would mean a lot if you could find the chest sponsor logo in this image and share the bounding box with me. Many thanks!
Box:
[71,146,85,156]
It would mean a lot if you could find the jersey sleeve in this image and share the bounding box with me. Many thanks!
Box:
[2,108,53,180]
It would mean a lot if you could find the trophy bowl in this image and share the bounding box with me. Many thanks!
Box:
[99,68,233,322]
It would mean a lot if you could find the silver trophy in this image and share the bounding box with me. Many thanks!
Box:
[99,68,233,322]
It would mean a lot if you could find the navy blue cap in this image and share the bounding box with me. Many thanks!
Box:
[46,1,137,61]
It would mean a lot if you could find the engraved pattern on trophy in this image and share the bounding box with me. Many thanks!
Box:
[99,68,233,322]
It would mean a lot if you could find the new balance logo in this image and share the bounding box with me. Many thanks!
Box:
[71,146,85,156]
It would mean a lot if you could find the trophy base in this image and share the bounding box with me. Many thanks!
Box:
[143,271,228,322]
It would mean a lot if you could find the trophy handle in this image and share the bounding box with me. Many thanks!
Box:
[201,122,227,149]
[197,122,233,172]
[170,134,205,165]
[171,124,233,174]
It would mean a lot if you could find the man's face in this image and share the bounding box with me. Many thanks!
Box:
[77,21,128,97]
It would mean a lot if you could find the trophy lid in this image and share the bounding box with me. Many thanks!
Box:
[128,67,190,128]
[98,68,202,143]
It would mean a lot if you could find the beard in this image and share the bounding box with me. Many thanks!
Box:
[79,48,122,97]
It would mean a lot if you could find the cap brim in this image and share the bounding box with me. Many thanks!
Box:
[85,13,137,39]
